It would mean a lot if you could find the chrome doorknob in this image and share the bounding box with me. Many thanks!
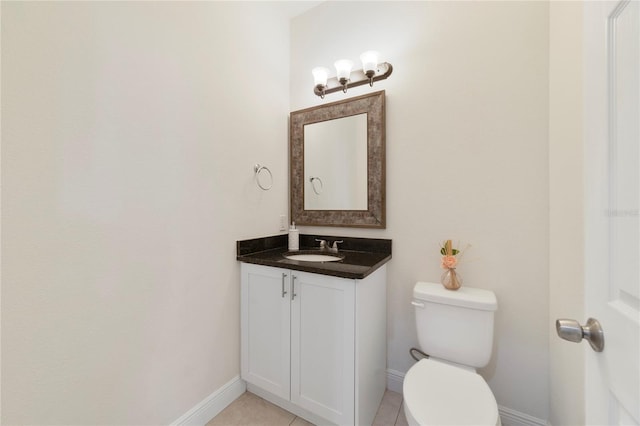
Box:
[556,318,605,352]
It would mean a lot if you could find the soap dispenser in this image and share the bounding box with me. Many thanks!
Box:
[288,222,299,251]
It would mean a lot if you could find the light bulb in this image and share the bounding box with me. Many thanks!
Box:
[360,51,379,85]
[334,59,354,84]
[360,51,379,73]
[311,67,329,87]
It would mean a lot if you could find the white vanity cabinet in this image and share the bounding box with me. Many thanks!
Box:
[240,262,387,426]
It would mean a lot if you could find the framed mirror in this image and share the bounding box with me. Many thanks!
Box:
[290,90,385,228]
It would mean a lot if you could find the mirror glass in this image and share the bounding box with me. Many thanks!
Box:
[304,113,367,210]
[290,90,385,228]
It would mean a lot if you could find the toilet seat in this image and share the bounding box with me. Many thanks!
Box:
[403,358,499,426]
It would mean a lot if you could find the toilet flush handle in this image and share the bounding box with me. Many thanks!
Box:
[411,300,425,308]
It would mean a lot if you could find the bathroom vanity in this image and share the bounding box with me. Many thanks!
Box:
[237,235,391,426]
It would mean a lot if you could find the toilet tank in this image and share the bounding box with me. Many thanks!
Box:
[413,282,497,368]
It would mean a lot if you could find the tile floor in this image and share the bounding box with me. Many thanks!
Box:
[207,390,408,426]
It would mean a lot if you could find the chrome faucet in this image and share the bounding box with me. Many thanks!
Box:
[316,239,343,253]
[329,240,343,253]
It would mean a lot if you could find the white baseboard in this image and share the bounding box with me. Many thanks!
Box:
[385,370,547,426]
[172,375,246,426]
[386,368,405,394]
[498,405,548,426]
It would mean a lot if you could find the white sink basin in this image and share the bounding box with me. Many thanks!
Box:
[284,253,343,262]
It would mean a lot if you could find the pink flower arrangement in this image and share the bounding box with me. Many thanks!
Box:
[441,255,458,269]
[440,240,460,269]
[439,239,468,290]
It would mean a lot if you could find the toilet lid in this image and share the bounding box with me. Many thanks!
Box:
[403,359,499,426]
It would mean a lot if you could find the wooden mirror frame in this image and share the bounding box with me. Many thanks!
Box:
[290,90,386,228]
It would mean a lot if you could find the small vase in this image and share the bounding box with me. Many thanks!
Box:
[440,268,462,291]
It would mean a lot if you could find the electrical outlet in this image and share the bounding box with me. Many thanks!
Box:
[279,215,287,231]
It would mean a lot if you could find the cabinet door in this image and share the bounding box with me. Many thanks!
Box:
[241,264,291,400]
[290,271,356,425]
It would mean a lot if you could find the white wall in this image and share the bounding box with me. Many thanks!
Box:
[1,2,292,423]
[548,2,585,425]
[1,2,563,423]
[291,2,550,420]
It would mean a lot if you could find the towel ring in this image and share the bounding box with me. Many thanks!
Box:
[254,164,273,191]
[309,176,323,195]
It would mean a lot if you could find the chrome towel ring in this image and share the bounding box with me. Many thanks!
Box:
[309,176,323,195]
[254,164,273,191]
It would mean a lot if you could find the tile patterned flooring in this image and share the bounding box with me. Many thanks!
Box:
[207,390,408,426]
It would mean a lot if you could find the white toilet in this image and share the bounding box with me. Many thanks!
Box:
[403,281,500,426]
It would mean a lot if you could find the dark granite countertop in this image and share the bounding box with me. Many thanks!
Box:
[237,234,392,279]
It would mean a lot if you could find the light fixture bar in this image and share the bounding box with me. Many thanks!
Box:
[313,62,393,98]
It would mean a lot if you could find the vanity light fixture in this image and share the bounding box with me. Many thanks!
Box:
[312,51,393,99]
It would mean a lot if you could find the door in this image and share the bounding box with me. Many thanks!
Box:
[241,264,291,400]
[290,270,355,425]
[584,1,639,423]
